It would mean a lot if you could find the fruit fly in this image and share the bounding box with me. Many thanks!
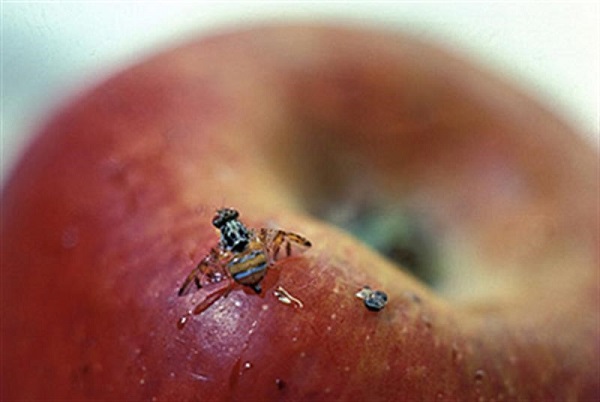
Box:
[178,208,312,315]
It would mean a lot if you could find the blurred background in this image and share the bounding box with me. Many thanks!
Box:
[2,2,599,184]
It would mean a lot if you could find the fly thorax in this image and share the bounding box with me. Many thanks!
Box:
[219,220,251,252]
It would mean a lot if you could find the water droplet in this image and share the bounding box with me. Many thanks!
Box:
[300,351,306,358]
[330,313,337,320]
[234,300,242,307]
[355,286,372,299]
[291,336,298,342]
[243,361,252,370]
[261,304,269,311]
[326,325,332,332]
[176,316,188,330]
[139,378,145,385]
[169,372,176,378]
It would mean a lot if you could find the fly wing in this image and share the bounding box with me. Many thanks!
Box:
[178,248,226,296]
[259,228,312,262]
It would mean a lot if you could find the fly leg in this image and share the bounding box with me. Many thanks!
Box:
[258,228,312,262]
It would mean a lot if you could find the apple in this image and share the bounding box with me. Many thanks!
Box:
[2,25,598,401]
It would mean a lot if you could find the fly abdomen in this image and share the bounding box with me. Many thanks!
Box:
[228,249,268,286]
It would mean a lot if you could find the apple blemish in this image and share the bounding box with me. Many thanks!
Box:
[275,378,286,390]
[355,286,388,311]
[273,285,304,308]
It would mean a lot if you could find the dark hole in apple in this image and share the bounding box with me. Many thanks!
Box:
[275,378,286,390]
[273,131,440,286]
[315,204,440,287]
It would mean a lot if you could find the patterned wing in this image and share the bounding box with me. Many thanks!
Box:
[178,248,227,296]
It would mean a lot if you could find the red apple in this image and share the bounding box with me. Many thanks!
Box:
[2,25,598,401]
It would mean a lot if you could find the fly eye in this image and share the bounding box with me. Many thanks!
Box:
[213,208,239,228]
[212,215,224,228]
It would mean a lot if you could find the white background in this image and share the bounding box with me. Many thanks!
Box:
[2,2,599,184]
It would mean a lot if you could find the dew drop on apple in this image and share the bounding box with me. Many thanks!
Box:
[234,360,253,378]
[229,358,251,388]
[176,315,188,330]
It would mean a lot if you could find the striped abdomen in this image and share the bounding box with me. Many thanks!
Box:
[227,248,268,286]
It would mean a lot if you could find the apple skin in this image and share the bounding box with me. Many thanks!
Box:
[1,25,598,401]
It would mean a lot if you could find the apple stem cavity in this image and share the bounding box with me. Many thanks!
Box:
[317,204,440,286]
